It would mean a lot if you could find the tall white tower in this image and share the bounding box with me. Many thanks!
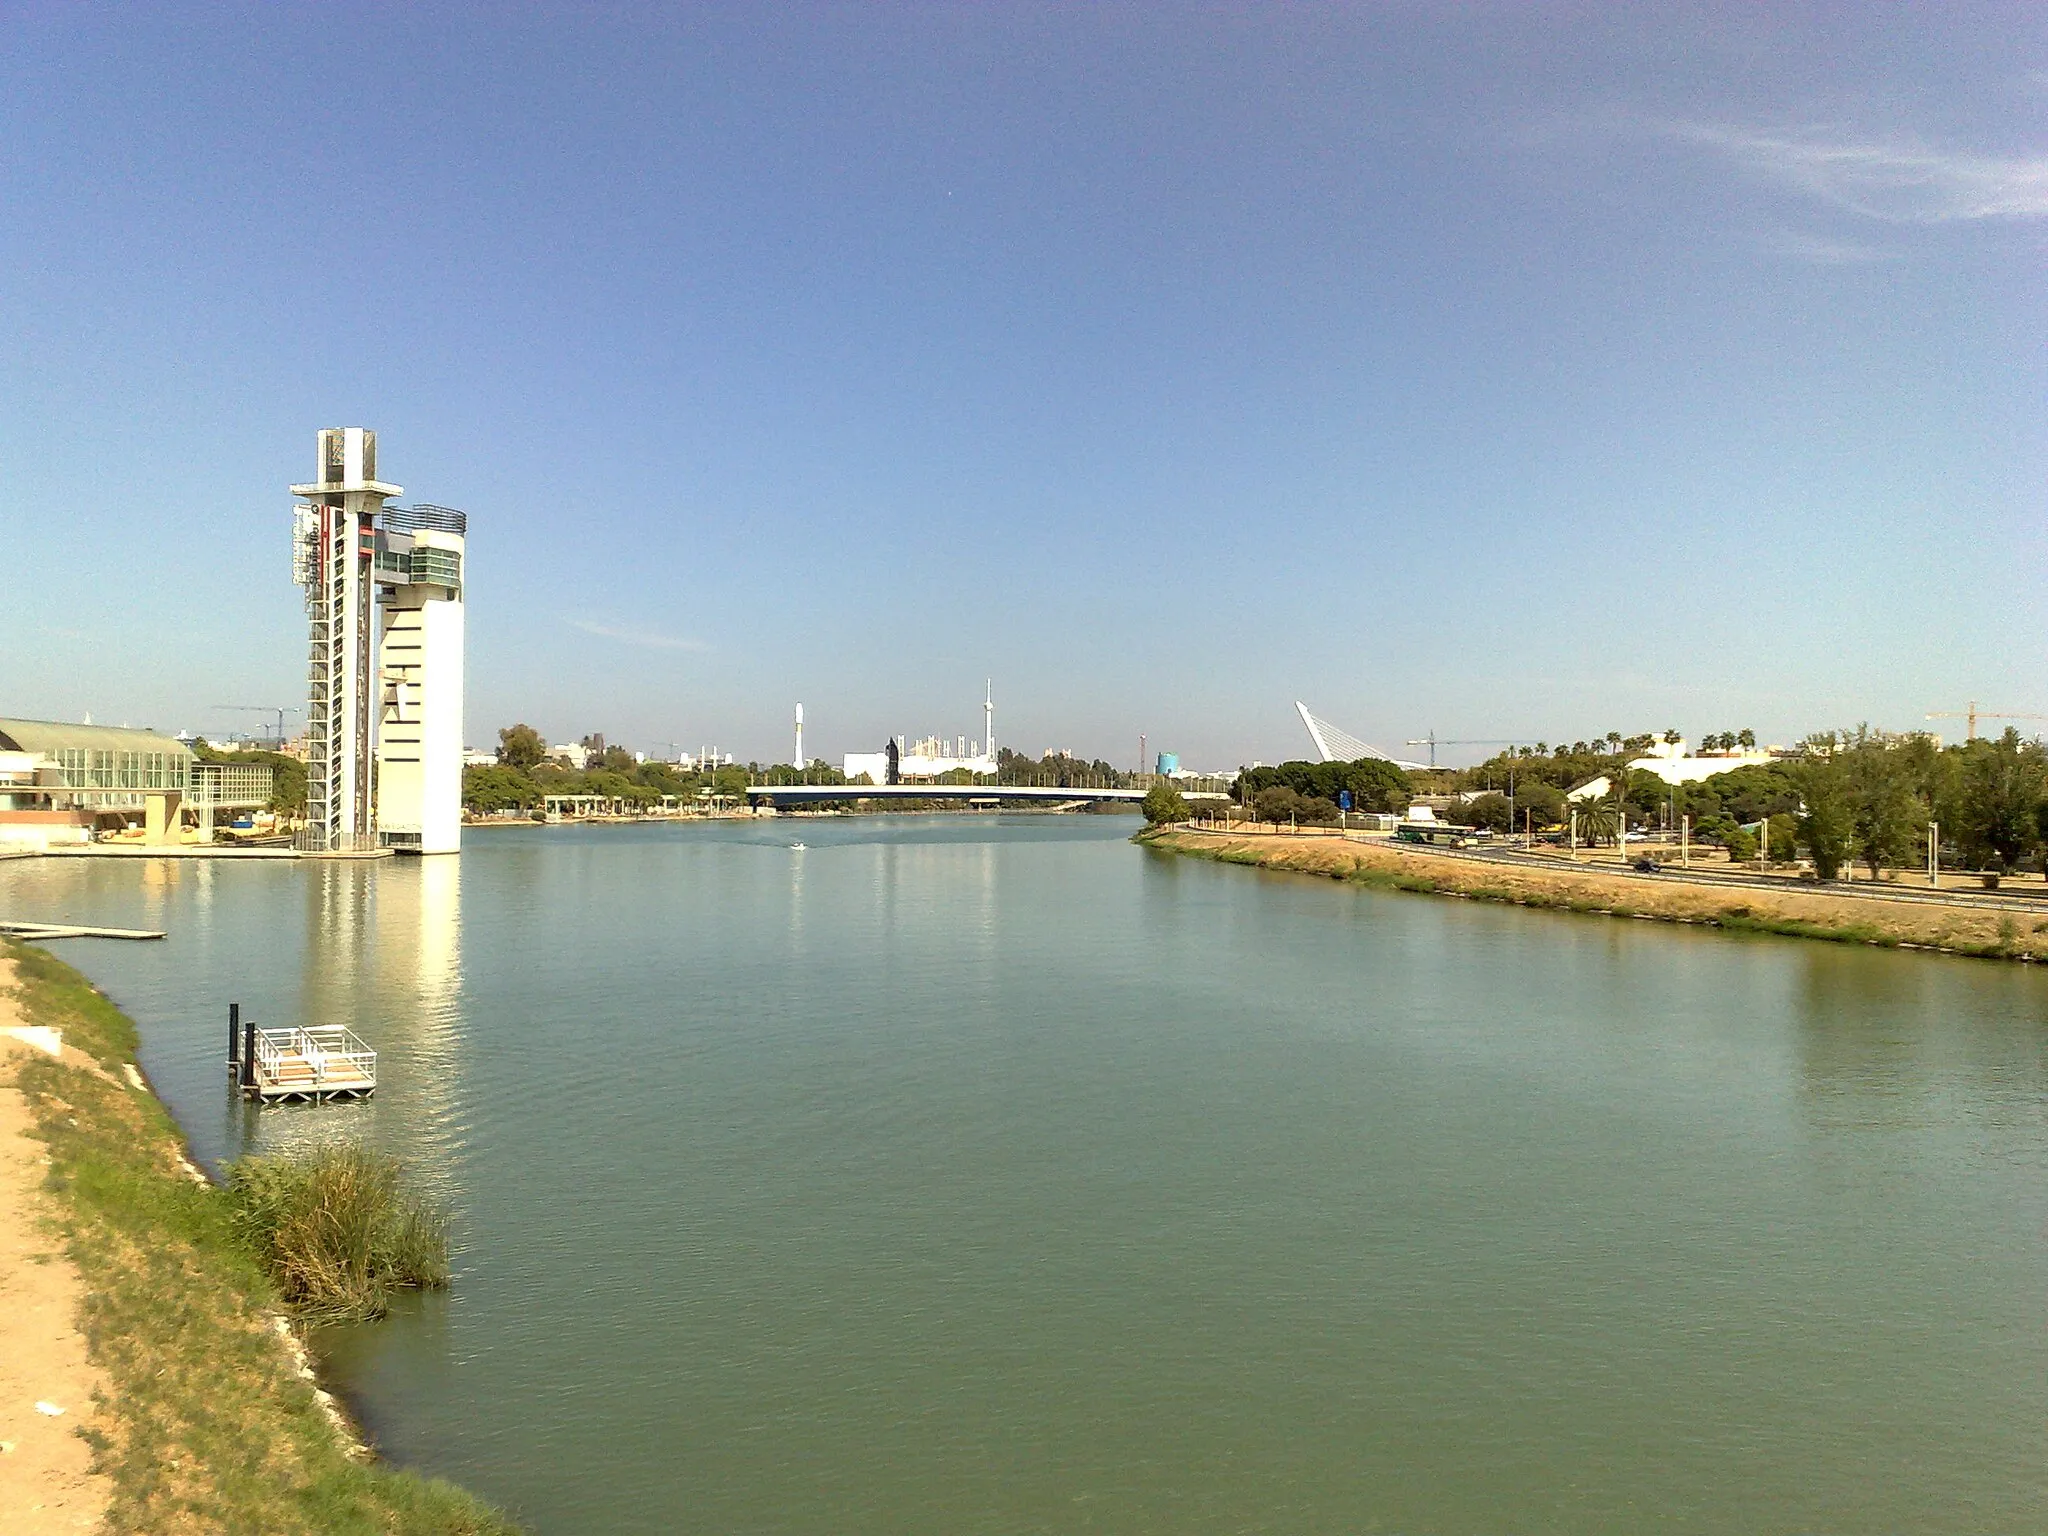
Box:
[374,506,467,854]
[984,679,995,761]
[293,429,399,852]
[794,703,804,770]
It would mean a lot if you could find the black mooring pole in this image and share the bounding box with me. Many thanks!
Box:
[242,1012,257,1089]
[228,1003,240,1076]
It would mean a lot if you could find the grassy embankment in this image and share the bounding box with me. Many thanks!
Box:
[1139,826,2048,961]
[1,936,518,1534]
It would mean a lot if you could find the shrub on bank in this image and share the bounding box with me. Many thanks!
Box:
[227,1145,450,1322]
[1143,783,1192,824]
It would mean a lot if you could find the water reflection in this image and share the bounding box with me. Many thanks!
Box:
[1792,945,2048,1131]
[373,856,470,1200]
[249,855,471,1200]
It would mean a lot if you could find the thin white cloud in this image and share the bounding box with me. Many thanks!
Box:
[1656,119,2048,224]
[568,618,708,652]
[1749,228,1898,265]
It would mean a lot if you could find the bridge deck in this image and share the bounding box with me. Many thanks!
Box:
[744,783,1229,806]
[745,783,1141,804]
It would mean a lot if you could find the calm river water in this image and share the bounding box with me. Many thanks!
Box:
[5,817,2046,1532]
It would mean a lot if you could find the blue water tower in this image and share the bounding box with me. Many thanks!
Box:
[1156,753,1179,775]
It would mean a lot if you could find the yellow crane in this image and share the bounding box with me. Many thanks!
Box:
[1924,702,2048,741]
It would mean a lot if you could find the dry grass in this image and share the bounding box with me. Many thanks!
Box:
[228,1146,450,1324]
[1142,828,2048,960]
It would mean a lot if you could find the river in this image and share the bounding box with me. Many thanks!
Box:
[5,816,2045,1532]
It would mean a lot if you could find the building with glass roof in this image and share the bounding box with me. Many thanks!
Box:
[0,718,271,847]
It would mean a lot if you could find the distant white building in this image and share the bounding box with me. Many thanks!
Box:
[1569,738,1781,800]
[844,684,1000,783]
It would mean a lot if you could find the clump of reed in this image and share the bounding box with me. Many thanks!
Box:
[227,1144,450,1323]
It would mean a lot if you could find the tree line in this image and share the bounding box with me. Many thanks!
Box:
[465,723,760,813]
[1191,728,2048,880]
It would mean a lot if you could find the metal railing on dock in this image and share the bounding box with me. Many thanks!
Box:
[228,1004,376,1103]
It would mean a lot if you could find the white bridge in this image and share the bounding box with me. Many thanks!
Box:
[743,783,1230,808]
[1295,702,1430,770]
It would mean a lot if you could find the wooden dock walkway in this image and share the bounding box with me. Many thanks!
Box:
[0,921,166,942]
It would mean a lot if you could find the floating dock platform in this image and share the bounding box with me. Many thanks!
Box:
[227,1005,376,1103]
[0,920,166,941]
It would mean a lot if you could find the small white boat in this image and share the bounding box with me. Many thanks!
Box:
[788,841,807,851]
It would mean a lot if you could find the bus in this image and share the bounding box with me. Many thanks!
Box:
[1393,822,1490,849]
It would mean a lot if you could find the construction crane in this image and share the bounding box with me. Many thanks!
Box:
[210,705,301,747]
[1924,702,2048,741]
[1403,733,1518,769]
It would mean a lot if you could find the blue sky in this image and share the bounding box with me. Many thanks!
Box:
[3,4,2043,769]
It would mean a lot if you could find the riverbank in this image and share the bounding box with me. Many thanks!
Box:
[1140,825,2048,960]
[0,938,517,1533]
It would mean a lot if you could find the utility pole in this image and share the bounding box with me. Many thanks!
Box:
[1928,821,1939,887]
[1681,814,1690,868]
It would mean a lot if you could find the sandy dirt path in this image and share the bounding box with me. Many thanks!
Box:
[0,958,112,1534]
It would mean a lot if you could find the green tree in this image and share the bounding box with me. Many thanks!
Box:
[462,765,538,814]
[1235,758,1411,813]
[1839,731,1926,877]
[1767,813,1799,865]
[497,723,545,771]
[1797,761,1855,879]
[1943,729,2045,872]
[1254,785,1303,824]
[1142,784,1191,824]
[1464,792,1513,832]
[1710,762,1803,825]
[1625,770,1670,821]
[1515,781,1566,829]
[1572,799,1618,847]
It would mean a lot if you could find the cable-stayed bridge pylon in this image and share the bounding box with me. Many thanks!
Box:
[1294,702,1429,771]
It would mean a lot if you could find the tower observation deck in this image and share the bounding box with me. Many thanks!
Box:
[291,431,467,854]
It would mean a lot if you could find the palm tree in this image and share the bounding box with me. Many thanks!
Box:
[1574,799,1620,847]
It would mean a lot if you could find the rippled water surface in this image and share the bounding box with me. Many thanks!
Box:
[6,817,2047,1533]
